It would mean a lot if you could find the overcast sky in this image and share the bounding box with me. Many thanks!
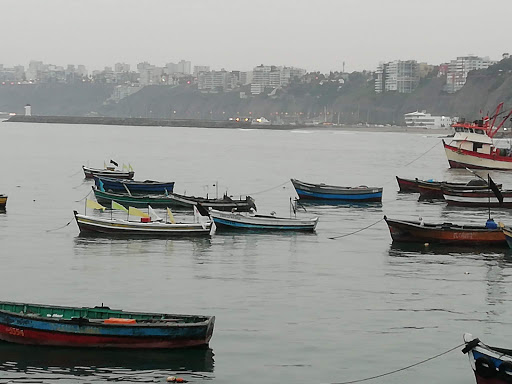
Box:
[2,0,510,73]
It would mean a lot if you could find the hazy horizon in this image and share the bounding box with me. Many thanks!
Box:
[1,0,510,73]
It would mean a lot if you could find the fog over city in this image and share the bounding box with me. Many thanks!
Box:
[2,0,511,72]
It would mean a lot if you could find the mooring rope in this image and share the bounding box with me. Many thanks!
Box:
[75,189,92,202]
[72,180,89,189]
[46,216,74,232]
[403,140,441,167]
[241,180,291,196]
[68,168,83,177]
[328,218,384,240]
[329,342,465,384]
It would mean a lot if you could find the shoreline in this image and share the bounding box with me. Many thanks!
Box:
[5,114,509,136]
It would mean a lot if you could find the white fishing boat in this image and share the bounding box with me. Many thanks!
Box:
[443,102,512,170]
[83,160,134,179]
[74,200,212,237]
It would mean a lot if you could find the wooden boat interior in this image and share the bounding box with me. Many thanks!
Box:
[0,302,204,323]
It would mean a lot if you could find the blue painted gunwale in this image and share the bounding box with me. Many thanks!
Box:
[94,176,175,194]
[0,311,209,339]
[212,217,315,231]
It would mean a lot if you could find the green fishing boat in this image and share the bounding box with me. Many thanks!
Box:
[92,186,256,212]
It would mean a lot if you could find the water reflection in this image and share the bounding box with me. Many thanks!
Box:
[73,235,213,256]
[0,342,214,378]
[387,242,510,259]
[296,200,383,210]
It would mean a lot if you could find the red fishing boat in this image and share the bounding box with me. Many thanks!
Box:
[395,176,419,192]
[417,179,500,200]
[383,216,506,245]
[443,102,512,170]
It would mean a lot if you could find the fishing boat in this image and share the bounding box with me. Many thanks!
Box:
[443,102,512,170]
[0,300,214,349]
[94,176,175,195]
[209,208,318,231]
[462,333,512,384]
[396,176,419,192]
[74,210,212,237]
[383,216,506,245]
[442,188,512,207]
[502,226,512,248]
[0,194,7,209]
[92,186,257,212]
[417,179,499,200]
[83,166,134,180]
[291,178,383,202]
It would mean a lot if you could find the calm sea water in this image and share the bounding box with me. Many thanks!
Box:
[1,122,512,384]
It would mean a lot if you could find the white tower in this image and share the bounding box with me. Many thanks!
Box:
[24,104,32,116]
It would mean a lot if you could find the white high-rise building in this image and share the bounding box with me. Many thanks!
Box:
[444,55,494,93]
[375,60,419,93]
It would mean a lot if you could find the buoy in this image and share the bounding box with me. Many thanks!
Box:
[465,271,470,275]
[167,377,187,383]
[424,243,429,247]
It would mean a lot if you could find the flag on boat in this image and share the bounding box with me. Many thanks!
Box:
[488,175,503,204]
[112,200,128,212]
[128,206,150,218]
[110,159,119,167]
[86,199,105,211]
[195,203,210,217]
[129,164,134,172]
[148,205,163,221]
[166,207,176,224]
[194,203,210,229]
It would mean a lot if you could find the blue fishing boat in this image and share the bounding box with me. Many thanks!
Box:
[291,179,383,202]
[0,300,214,349]
[94,176,175,195]
[462,333,512,384]
[209,209,318,231]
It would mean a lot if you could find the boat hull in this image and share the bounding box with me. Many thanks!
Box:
[395,176,419,192]
[0,302,214,349]
[210,210,318,231]
[291,179,383,202]
[418,181,497,201]
[384,217,506,245]
[444,141,512,170]
[74,212,211,237]
[417,182,443,200]
[83,166,134,180]
[94,177,175,194]
[502,227,512,249]
[0,195,6,209]
[463,333,512,384]
[443,189,512,208]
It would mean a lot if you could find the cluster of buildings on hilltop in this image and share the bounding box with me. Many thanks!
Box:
[197,65,306,95]
[0,59,307,98]
[1,52,509,102]
[375,53,508,94]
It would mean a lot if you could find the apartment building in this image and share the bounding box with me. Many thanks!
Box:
[375,60,420,93]
[251,65,306,94]
[444,55,494,93]
[197,69,231,91]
